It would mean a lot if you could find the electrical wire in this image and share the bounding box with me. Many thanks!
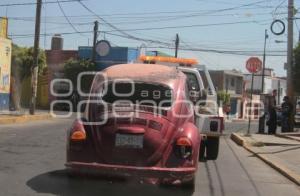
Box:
[56,0,86,37]
[9,29,286,56]
[0,0,86,7]
[77,1,173,46]
[103,19,276,32]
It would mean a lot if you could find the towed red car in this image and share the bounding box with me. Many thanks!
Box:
[66,63,201,186]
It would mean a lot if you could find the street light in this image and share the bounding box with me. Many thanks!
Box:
[258,29,268,134]
[275,40,287,43]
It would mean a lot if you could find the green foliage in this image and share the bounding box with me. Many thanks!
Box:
[63,59,97,92]
[11,44,46,80]
[217,90,230,105]
[294,43,300,94]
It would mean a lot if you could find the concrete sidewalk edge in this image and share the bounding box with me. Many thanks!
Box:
[0,114,52,124]
[275,134,300,142]
[230,133,300,186]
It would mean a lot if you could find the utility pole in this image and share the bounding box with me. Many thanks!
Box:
[261,29,268,94]
[92,20,99,62]
[175,33,179,58]
[29,0,42,115]
[247,72,255,136]
[287,0,294,98]
[287,0,294,131]
[258,29,268,133]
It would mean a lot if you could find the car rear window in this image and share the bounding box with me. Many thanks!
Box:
[102,82,173,108]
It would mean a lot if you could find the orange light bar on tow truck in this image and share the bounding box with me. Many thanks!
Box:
[139,55,198,66]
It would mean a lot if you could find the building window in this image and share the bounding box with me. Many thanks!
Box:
[231,77,235,87]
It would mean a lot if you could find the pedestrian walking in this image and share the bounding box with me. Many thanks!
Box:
[267,104,277,134]
[266,90,277,134]
[281,96,293,132]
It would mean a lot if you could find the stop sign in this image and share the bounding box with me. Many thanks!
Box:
[246,57,262,73]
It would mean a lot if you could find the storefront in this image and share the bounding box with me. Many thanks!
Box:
[0,17,11,111]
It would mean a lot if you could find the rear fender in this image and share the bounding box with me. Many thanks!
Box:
[176,122,201,162]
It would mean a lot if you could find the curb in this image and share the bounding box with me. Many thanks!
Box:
[275,134,300,142]
[230,133,300,186]
[0,114,52,125]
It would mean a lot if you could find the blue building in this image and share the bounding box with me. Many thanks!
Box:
[78,46,139,70]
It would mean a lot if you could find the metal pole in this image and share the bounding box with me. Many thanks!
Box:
[258,29,268,133]
[287,0,294,99]
[247,73,254,136]
[175,34,179,58]
[278,80,280,105]
[261,29,268,93]
[92,20,99,62]
[287,0,294,131]
[29,0,42,115]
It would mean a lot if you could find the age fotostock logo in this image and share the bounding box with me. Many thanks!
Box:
[50,71,265,124]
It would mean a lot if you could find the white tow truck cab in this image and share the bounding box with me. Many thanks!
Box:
[139,56,224,160]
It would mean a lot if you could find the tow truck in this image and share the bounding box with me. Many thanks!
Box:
[139,56,224,160]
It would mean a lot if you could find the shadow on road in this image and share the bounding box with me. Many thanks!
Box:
[26,169,194,196]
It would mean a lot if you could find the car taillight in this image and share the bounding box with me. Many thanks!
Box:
[71,131,86,141]
[70,120,86,141]
[175,137,193,159]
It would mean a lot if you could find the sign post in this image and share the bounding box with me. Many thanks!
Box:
[246,57,262,136]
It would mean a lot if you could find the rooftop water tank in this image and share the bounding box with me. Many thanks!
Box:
[51,34,63,50]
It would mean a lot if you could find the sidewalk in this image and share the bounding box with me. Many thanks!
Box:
[231,132,300,186]
[0,110,52,125]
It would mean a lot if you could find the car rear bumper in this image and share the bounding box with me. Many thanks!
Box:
[65,161,196,179]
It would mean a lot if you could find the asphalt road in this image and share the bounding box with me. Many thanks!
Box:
[0,118,299,196]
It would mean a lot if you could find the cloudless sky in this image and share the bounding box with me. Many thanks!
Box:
[1,0,300,76]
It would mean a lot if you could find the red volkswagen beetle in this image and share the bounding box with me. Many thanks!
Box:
[66,63,201,186]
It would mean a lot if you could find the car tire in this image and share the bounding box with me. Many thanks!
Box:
[199,141,206,161]
[206,137,219,160]
[66,168,83,179]
[181,177,195,190]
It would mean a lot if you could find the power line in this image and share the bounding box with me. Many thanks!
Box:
[56,0,86,37]
[77,1,173,46]
[147,46,287,56]
[8,16,276,30]
[272,0,287,18]
[73,0,277,17]
[103,19,276,32]
[7,9,287,21]
[0,0,86,7]
[9,29,286,56]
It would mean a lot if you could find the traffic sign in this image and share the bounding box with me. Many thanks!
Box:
[96,40,111,57]
[246,57,262,73]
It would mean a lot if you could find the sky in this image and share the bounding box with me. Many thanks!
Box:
[1,0,300,76]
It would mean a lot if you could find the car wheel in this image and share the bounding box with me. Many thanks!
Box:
[199,141,205,161]
[66,168,82,179]
[206,137,219,160]
[181,177,195,190]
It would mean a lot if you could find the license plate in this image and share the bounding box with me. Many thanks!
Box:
[115,134,143,149]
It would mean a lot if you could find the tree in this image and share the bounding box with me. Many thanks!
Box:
[217,90,230,106]
[294,43,300,94]
[63,59,97,94]
[217,90,231,115]
[11,44,46,80]
[10,44,46,110]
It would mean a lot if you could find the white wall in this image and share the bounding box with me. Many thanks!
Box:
[244,75,272,94]
[244,74,287,105]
